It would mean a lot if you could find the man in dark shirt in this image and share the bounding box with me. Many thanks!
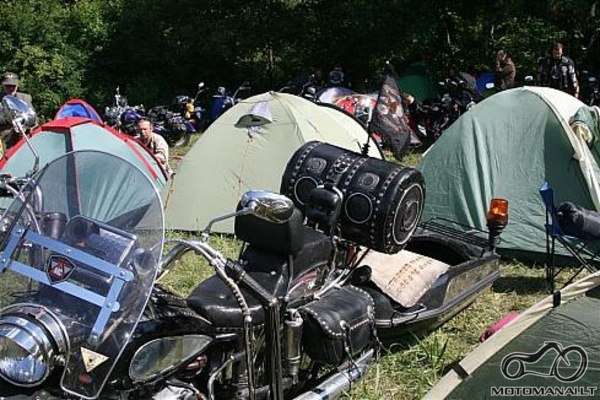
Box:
[538,42,580,98]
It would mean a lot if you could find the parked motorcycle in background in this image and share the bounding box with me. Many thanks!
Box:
[186,81,209,132]
[582,70,600,106]
[210,81,251,122]
[103,86,145,137]
[145,82,206,148]
[408,74,482,145]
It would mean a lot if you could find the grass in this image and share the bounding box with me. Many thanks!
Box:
[162,136,569,399]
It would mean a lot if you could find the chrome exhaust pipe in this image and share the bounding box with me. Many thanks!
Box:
[292,349,375,400]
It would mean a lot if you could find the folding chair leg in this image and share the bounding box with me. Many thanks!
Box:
[546,236,556,293]
[546,236,598,293]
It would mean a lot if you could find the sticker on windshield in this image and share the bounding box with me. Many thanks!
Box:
[46,255,76,284]
[81,347,109,372]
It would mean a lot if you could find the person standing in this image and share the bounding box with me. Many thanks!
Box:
[137,118,173,177]
[0,72,32,106]
[494,50,516,91]
[538,42,580,98]
[0,72,34,148]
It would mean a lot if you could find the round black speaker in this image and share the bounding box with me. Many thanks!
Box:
[357,172,379,190]
[392,182,424,245]
[293,176,319,206]
[345,193,373,224]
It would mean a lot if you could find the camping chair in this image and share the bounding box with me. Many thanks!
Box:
[539,181,600,292]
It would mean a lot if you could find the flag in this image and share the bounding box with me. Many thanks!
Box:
[368,71,413,160]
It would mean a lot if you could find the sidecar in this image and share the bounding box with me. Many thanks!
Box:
[361,217,502,342]
[280,140,507,345]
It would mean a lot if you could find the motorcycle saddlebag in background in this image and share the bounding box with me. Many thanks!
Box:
[299,285,375,365]
[281,141,425,254]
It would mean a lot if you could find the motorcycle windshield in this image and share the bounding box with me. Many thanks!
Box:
[0,151,164,399]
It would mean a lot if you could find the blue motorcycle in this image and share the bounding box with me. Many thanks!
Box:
[210,81,251,122]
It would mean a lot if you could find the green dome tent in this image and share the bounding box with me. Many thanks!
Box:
[163,91,381,234]
[417,87,600,262]
[0,117,168,221]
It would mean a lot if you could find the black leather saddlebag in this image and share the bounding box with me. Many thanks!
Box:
[281,141,425,254]
[299,285,375,365]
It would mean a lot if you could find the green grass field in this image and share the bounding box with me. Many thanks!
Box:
[164,136,570,399]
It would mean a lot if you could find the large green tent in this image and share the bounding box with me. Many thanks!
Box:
[424,270,600,399]
[417,87,600,262]
[163,91,381,233]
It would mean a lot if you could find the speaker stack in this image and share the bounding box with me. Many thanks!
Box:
[281,141,425,254]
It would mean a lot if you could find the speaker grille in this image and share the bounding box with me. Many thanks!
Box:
[392,182,424,245]
[345,193,373,224]
[293,176,319,206]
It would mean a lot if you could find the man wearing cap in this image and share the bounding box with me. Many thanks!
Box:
[0,72,32,106]
[0,72,33,148]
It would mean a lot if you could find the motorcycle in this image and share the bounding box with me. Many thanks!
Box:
[279,74,326,101]
[407,76,482,145]
[210,81,251,122]
[582,70,600,106]
[185,82,210,132]
[104,86,146,137]
[146,82,208,148]
[0,96,509,399]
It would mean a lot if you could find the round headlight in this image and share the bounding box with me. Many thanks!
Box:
[0,307,67,387]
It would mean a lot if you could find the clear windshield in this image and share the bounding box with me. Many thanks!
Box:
[0,150,164,398]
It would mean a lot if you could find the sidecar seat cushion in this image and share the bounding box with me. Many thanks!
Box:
[362,250,450,309]
[234,206,305,256]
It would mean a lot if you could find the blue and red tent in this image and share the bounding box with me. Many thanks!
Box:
[0,117,168,188]
[54,98,103,122]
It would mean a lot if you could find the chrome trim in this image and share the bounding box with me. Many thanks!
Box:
[0,306,67,387]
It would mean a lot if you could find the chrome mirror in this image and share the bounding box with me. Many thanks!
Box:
[202,190,294,238]
[0,95,39,171]
[240,190,294,224]
[0,95,37,130]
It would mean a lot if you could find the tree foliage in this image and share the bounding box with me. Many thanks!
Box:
[0,0,597,118]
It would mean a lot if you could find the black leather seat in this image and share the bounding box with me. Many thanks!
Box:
[186,209,332,331]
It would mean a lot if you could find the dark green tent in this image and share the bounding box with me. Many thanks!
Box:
[397,61,439,102]
[417,87,600,262]
[425,270,600,399]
